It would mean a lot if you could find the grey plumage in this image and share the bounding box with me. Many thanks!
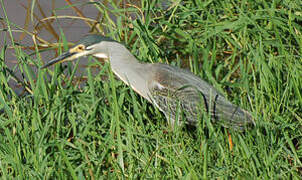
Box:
[148,64,253,130]
[42,34,254,131]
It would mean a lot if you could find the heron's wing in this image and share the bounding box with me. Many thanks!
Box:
[149,81,208,126]
[148,64,253,130]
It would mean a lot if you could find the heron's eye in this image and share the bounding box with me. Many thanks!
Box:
[77,45,85,51]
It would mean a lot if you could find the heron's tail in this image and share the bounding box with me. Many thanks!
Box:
[214,96,254,131]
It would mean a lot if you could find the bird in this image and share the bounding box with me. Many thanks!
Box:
[41,34,254,130]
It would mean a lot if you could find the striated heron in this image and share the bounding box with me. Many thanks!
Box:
[41,34,254,130]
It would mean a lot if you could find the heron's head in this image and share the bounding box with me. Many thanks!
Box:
[41,34,116,69]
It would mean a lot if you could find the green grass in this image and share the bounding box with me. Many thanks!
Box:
[0,0,302,179]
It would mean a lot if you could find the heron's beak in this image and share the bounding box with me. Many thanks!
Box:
[41,50,77,69]
[41,44,92,69]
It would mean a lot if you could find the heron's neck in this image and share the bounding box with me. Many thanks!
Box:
[106,42,151,101]
[108,43,141,68]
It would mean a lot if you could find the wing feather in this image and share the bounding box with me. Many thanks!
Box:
[148,64,253,130]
